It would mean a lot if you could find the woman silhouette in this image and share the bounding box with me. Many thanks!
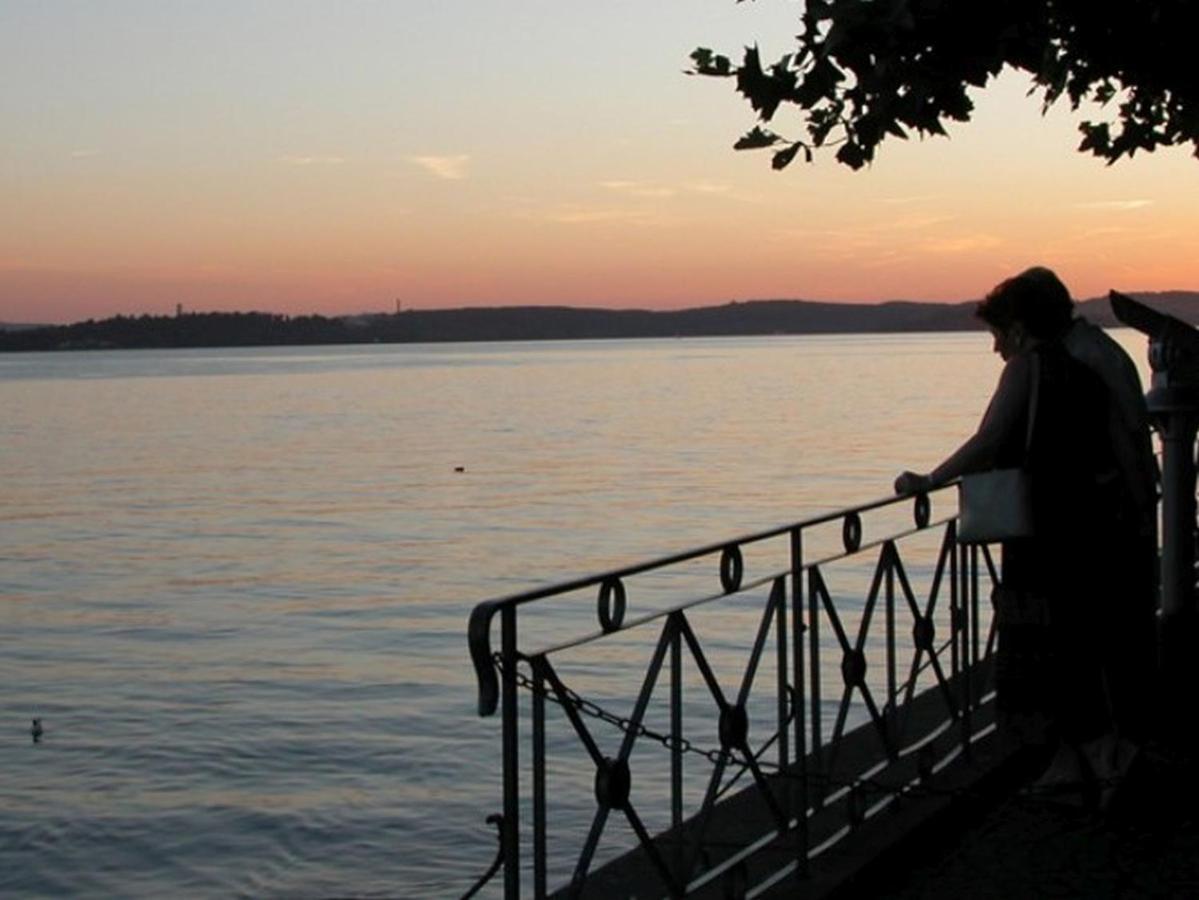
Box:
[896,270,1124,793]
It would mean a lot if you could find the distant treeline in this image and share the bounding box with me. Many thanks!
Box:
[3,292,1197,351]
[0,312,363,351]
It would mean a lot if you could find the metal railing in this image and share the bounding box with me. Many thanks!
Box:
[467,484,999,898]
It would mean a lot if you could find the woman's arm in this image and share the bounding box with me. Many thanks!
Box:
[895,353,1033,494]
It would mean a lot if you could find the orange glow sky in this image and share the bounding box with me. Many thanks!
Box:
[3,2,1197,324]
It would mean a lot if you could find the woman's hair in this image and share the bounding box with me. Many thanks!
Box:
[975,267,1074,339]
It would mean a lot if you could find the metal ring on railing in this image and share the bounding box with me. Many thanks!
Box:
[718,704,749,750]
[597,577,627,633]
[914,492,931,529]
[841,648,867,687]
[594,756,631,810]
[912,615,935,652]
[842,513,862,553]
[719,544,744,594]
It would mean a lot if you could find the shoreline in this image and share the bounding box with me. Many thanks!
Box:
[3,291,1197,352]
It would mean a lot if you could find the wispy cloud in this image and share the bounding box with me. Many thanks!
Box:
[1074,199,1153,211]
[513,204,665,226]
[409,154,470,180]
[600,180,676,198]
[684,181,734,195]
[879,195,939,205]
[921,234,1003,254]
[549,208,657,225]
[70,149,101,159]
[884,213,958,231]
[1074,225,1135,238]
[602,179,764,203]
[278,155,345,166]
[777,214,957,244]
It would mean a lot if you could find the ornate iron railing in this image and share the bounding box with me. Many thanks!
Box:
[467,484,998,898]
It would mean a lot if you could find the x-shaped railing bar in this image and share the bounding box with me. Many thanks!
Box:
[809,523,986,803]
[532,639,682,896]
[811,556,893,794]
[536,659,605,768]
[675,579,791,883]
[529,576,794,897]
[892,530,961,745]
[470,488,1002,897]
[980,544,1000,658]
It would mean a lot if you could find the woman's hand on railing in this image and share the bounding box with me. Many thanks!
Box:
[894,470,932,496]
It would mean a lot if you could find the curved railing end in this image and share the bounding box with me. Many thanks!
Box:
[468,602,500,716]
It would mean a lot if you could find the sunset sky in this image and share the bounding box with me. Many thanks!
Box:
[3,1,1197,324]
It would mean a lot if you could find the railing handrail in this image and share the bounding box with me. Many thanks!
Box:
[469,484,954,715]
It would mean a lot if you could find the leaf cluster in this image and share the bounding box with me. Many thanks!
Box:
[691,0,1199,169]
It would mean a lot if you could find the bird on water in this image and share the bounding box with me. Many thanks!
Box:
[31,718,43,742]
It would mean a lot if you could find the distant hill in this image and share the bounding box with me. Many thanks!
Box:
[1075,291,1199,328]
[0,321,48,332]
[1,292,1197,351]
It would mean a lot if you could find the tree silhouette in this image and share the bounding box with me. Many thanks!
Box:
[691,0,1198,170]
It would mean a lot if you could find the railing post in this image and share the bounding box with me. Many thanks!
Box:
[776,575,789,770]
[807,566,822,772]
[956,542,972,759]
[963,545,976,758]
[884,542,897,754]
[533,662,547,899]
[970,542,981,709]
[501,605,520,898]
[949,524,960,680]
[791,527,809,878]
[670,614,683,877]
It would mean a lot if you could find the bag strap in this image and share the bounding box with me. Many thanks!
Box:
[1022,350,1040,458]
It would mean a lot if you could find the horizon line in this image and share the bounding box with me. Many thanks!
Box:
[9,287,1198,329]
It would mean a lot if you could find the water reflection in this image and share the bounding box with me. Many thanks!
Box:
[0,332,1151,896]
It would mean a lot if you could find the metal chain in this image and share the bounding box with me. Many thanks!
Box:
[491,631,958,772]
[494,653,744,765]
[490,654,1092,805]
[489,651,1112,814]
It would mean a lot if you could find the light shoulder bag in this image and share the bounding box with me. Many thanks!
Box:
[956,355,1039,544]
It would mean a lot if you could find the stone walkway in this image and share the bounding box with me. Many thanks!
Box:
[860,742,1199,898]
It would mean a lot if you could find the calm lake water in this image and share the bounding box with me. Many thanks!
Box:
[1,332,1151,897]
